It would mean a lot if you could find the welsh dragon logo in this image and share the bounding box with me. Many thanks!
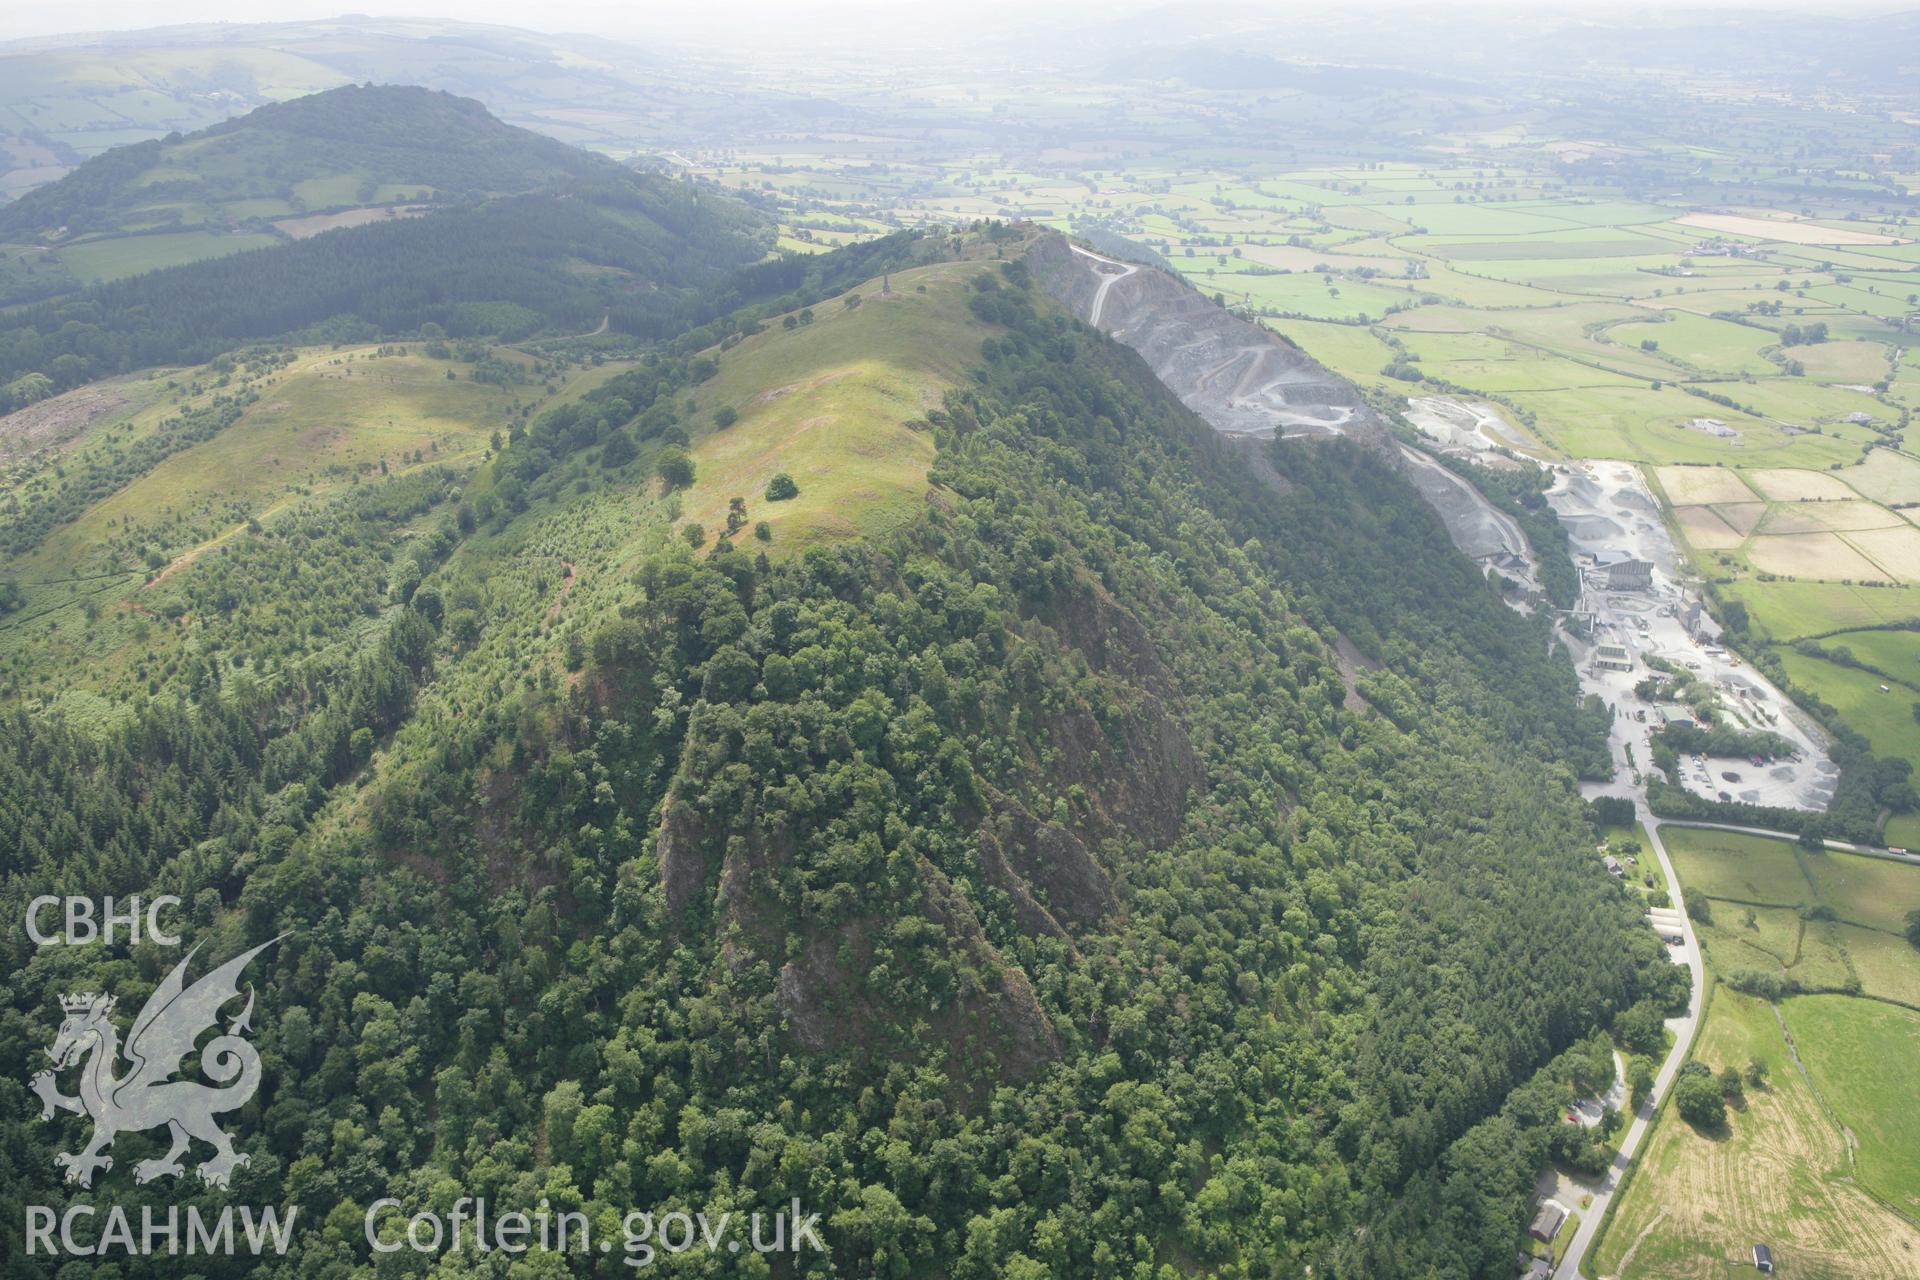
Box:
[30,937,279,1189]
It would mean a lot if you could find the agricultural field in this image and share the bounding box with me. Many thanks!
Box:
[1595,829,1920,1278]
[1823,627,1920,682]
[1661,827,1920,1002]
[56,229,280,283]
[1776,648,1920,774]
[1593,988,1920,1280]
[1780,997,1920,1216]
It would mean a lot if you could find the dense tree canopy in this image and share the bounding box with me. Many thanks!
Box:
[0,250,1672,1278]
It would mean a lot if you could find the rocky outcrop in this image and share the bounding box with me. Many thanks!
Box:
[655,794,712,913]
[770,855,1060,1079]
[983,802,1116,929]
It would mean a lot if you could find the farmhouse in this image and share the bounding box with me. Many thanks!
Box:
[1528,1201,1567,1243]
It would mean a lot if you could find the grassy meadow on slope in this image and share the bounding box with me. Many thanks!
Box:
[0,340,615,709]
[675,262,990,553]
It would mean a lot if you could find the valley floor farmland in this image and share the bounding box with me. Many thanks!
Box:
[1592,987,1920,1279]
[1592,826,1920,1278]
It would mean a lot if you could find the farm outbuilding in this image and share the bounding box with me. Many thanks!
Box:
[1753,1242,1774,1273]
[1529,1201,1566,1243]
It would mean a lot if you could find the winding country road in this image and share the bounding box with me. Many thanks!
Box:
[1554,800,1705,1280]
[1657,817,1918,865]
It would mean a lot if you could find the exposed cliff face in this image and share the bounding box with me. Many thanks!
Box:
[649,559,1210,1080]
[1027,230,1392,448]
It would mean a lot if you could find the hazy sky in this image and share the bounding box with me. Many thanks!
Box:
[2,0,1132,44]
[1,0,1897,44]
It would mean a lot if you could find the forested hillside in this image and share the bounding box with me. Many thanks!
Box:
[0,236,1672,1277]
[0,86,781,407]
[0,182,768,394]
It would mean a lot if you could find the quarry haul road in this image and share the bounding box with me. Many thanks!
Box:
[1393,440,1532,564]
[1068,243,1137,329]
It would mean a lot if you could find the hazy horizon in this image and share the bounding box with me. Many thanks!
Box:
[2,0,1911,48]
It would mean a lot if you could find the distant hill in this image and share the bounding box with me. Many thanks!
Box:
[0,17,836,204]
[0,87,783,402]
[0,84,627,244]
[1107,47,1469,95]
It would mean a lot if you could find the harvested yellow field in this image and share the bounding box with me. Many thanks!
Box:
[1847,525,1920,582]
[1747,468,1861,501]
[1596,990,1920,1280]
[1674,505,1745,549]
[1747,532,1889,581]
[1714,502,1768,534]
[1840,451,1920,506]
[1759,500,1905,534]
[1675,211,1908,245]
[1655,464,1755,505]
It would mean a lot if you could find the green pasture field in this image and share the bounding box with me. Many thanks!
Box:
[1663,827,1817,906]
[56,230,280,283]
[1780,996,1920,1214]
[1661,826,1920,998]
[1727,577,1919,640]
[1820,628,1920,685]
[1775,648,1920,773]
[1606,313,1779,377]
[1697,904,1855,991]
[1513,385,1855,464]
[1839,926,1920,1006]
[292,173,367,209]
[1213,271,1413,320]
[1263,318,1400,386]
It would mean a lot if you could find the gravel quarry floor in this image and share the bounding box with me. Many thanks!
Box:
[1550,460,1836,811]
